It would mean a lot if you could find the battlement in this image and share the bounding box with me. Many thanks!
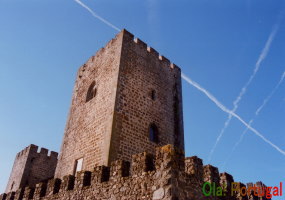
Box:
[16,145,58,160]
[78,29,181,80]
[5,145,58,194]
[1,145,270,200]
[16,144,37,158]
[123,29,180,72]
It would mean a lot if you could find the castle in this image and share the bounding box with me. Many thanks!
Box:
[1,29,270,200]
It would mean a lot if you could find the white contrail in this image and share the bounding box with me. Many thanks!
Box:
[72,0,285,157]
[74,0,120,32]
[221,119,253,170]
[181,73,285,156]
[256,71,285,115]
[221,71,285,170]
[208,23,280,162]
[234,23,279,109]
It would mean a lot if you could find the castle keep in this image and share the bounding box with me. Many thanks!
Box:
[1,29,269,200]
[55,28,184,178]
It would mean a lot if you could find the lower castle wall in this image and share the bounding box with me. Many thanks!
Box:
[0,145,269,200]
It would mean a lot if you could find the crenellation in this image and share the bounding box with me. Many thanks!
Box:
[110,160,130,180]
[91,166,110,184]
[220,172,235,199]
[29,145,38,154]
[23,187,34,200]
[203,164,220,184]
[46,179,61,196]
[132,34,179,71]
[247,182,254,189]
[133,37,147,49]
[170,63,181,72]
[159,55,171,66]
[90,55,95,62]
[235,182,248,200]
[255,181,265,188]
[147,46,159,58]
[0,193,7,200]
[220,172,234,186]
[39,148,48,155]
[14,188,24,200]
[185,156,203,182]
[6,192,15,200]
[5,145,58,194]
[75,171,91,188]
[131,152,154,176]
[1,145,271,200]
[159,145,185,174]
[121,29,134,40]
[34,182,47,199]
[17,145,37,158]
[60,175,75,192]
[49,151,58,159]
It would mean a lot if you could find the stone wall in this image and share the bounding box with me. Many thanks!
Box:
[5,145,58,194]
[55,29,184,179]
[110,30,184,163]
[1,30,271,200]
[0,145,269,200]
[54,29,124,178]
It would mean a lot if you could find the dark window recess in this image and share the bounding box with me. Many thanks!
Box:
[86,81,97,102]
[151,90,156,100]
[11,182,14,190]
[149,124,159,143]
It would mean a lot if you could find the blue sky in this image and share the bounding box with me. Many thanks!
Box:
[0,0,285,198]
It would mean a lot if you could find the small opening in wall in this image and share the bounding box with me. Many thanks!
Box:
[149,123,159,143]
[10,181,14,190]
[151,90,156,100]
[73,158,83,176]
[86,81,97,102]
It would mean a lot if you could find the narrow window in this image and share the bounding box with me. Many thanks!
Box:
[151,90,156,100]
[86,81,97,102]
[74,158,83,175]
[10,181,14,190]
[149,123,159,143]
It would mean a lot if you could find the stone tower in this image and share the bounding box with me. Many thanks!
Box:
[55,29,184,178]
[5,144,58,193]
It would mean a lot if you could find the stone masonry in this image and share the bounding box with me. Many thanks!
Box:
[1,145,269,200]
[5,145,58,194]
[55,29,184,178]
[1,29,271,200]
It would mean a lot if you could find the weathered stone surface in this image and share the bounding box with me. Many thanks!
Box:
[153,188,164,199]
[5,145,57,194]
[1,29,269,200]
[55,28,184,179]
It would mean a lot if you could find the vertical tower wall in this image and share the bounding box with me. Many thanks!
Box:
[55,29,184,178]
[54,32,124,178]
[5,145,34,193]
[109,30,184,162]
